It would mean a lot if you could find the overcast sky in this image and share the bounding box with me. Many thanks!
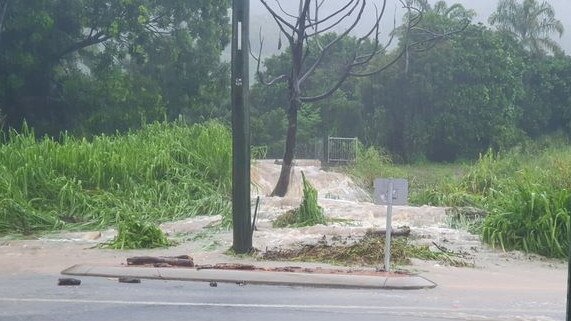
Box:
[251,0,571,53]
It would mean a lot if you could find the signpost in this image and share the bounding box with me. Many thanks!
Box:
[567,221,570,321]
[231,0,252,254]
[374,179,408,271]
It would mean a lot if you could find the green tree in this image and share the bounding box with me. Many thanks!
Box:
[520,56,571,137]
[0,0,230,135]
[362,23,527,162]
[489,0,564,56]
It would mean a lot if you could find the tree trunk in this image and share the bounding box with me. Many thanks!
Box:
[271,99,299,197]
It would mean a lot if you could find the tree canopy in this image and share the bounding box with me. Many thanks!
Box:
[489,0,565,56]
[0,0,230,135]
[252,1,571,163]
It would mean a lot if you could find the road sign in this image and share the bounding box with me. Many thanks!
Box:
[373,179,408,272]
[374,179,408,206]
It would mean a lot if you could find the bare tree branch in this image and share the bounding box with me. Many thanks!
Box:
[298,0,367,84]
[306,0,359,32]
[262,0,470,197]
[295,0,312,33]
[351,20,470,77]
[249,27,288,86]
[272,0,298,20]
[300,65,353,103]
[260,0,297,40]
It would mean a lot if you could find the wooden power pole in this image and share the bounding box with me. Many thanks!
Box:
[231,0,252,253]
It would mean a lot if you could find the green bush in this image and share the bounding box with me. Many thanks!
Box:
[413,146,571,258]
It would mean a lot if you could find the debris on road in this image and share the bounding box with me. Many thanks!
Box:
[118,277,141,284]
[58,278,81,286]
[196,263,255,270]
[126,255,194,267]
[365,226,411,237]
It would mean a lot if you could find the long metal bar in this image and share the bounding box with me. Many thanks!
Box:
[231,0,251,254]
[384,180,394,272]
[567,219,570,321]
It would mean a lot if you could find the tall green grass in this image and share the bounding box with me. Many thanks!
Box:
[350,141,571,258]
[0,121,232,235]
[418,147,571,258]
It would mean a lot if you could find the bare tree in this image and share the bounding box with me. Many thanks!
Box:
[254,0,466,197]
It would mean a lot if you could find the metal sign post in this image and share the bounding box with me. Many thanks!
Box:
[231,0,251,254]
[567,220,570,321]
[374,179,409,272]
[384,180,394,272]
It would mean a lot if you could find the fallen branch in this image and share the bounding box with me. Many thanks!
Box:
[365,226,411,238]
[196,263,256,271]
[126,255,194,267]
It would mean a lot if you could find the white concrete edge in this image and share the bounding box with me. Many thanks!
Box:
[61,264,437,290]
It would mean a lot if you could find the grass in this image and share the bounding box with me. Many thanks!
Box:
[445,207,486,235]
[272,172,327,228]
[103,214,172,249]
[348,145,466,205]
[0,120,232,236]
[349,141,571,259]
[262,234,472,267]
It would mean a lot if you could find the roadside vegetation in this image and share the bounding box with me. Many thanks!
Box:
[0,121,232,236]
[263,233,472,268]
[103,213,173,250]
[1,0,570,257]
[273,172,327,228]
[350,140,571,259]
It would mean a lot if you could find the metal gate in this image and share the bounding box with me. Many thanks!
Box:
[327,136,358,164]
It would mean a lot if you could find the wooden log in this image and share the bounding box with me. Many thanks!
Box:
[126,255,194,267]
[196,263,255,270]
[365,226,411,238]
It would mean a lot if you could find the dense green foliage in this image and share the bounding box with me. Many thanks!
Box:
[252,1,571,163]
[0,121,231,235]
[414,145,571,258]
[0,0,230,136]
[364,24,527,162]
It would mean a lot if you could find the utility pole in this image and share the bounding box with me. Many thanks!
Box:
[567,221,570,321]
[231,0,252,253]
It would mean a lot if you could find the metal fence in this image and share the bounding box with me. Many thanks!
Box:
[327,136,358,164]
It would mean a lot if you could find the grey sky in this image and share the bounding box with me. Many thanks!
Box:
[251,0,571,53]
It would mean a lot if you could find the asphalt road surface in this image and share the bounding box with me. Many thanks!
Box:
[0,274,563,321]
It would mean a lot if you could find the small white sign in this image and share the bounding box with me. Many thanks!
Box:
[374,179,408,206]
